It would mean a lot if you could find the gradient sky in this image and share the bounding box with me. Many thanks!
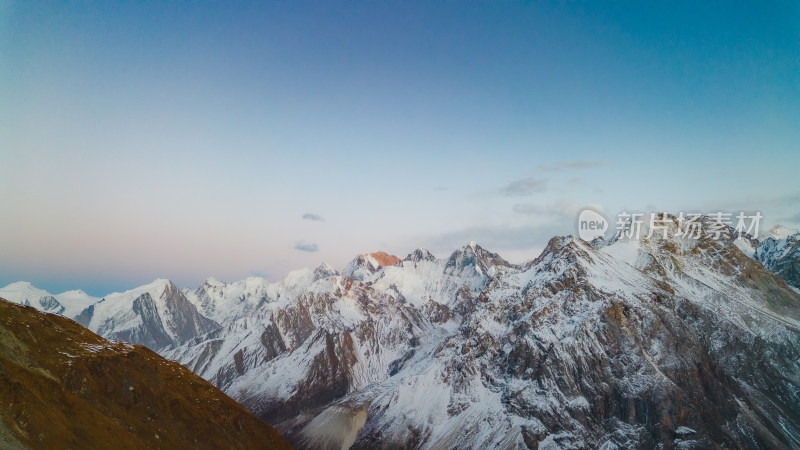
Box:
[2,1,799,296]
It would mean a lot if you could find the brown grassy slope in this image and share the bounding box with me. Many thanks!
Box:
[0,298,292,449]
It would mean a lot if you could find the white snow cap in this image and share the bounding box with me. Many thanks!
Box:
[759,225,800,241]
[203,276,225,287]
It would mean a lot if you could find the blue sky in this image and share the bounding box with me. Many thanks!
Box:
[1,1,799,296]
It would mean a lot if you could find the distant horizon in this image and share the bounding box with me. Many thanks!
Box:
[1,238,548,297]
[2,2,798,297]
[2,217,794,297]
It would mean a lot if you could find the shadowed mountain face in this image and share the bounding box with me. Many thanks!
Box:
[0,299,290,450]
[756,229,800,290]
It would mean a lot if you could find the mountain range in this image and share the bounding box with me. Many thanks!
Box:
[2,221,799,448]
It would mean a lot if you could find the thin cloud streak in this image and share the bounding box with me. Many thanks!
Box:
[500,161,610,196]
[512,204,546,215]
[302,213,325,221]
[500,177,548,196]
[294,242,320,252]
[556,160,611,169]
[537,160,612,172]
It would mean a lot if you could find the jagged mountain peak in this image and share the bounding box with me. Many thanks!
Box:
[540,235,580,255]
[82,278,218,351]
[366,251,402,267]
[112,278,176,298]
[202,276,225,287]
[454,240,504,257]
[522,235,592,270]
[313,262,339,281]
[446,241,519,275]
[755,225,800,289]
[760,224,800,241]
[404,248,437,263]
[343,251,402,281]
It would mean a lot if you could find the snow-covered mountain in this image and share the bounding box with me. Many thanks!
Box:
[755,225,800,290]
[187,276,273,325]
[0,281,98,318]
[759,224,800,241]
[162,218,800,449]
[0,280,220,352]
[183,268,329,327]
[342,251,402,281]
[4,216,800,448]
[74,279,219,351]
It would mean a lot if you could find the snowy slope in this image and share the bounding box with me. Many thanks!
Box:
[759,224,800,241]
[0,281,98,318]
[183,268,328,327]
[78,279,219,351]
[755,225,800,290]
[186,276,272,325]
[163,222,800,449]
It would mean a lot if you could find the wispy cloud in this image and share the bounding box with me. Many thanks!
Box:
[511,199,582,219]
[512,203,545,215]
[537,160,611,172]
[302,213,325,222]
[500,161,610,196]
[433,186,448,191]
[294,242,319,252]
[556,160,610,169]
[500,177,548,196]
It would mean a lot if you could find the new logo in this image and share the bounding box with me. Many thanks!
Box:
[577,208,608,241]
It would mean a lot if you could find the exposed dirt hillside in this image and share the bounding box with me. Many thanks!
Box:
[0,298,291,449]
